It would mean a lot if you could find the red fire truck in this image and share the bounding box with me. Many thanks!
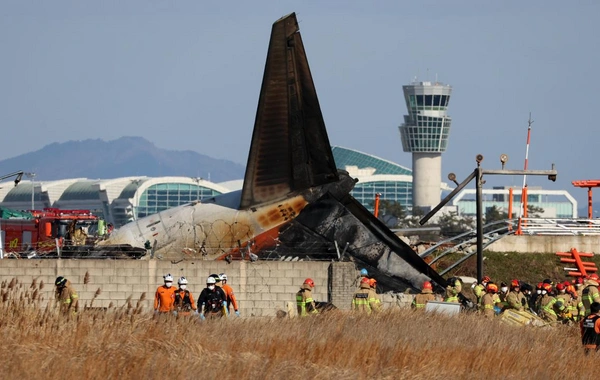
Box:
[0,208,104,255]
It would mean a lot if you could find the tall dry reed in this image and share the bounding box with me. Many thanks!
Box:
[0,278,597,379]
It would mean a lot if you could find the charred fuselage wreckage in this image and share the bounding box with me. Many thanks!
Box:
[97,13,447,291]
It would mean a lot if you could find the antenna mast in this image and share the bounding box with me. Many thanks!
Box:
[516,113,534,234]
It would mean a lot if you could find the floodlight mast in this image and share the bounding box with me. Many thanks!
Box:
[419,155,557,283]
[0,170,25,259]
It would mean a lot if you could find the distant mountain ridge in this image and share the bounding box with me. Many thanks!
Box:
[0,137,245,183]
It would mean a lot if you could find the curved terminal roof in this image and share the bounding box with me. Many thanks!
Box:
[332,146,412,176]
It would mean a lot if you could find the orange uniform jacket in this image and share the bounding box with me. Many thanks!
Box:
[154,285,176,312]
[222,284,239,312]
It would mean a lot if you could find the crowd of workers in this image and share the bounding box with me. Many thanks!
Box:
[153,273,240,319]
[409,272,600,353]
[52,268,600,352]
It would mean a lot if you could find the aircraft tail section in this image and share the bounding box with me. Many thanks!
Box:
[240,13,338,210]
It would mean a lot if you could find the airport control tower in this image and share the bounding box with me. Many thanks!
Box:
[399,81,452,210]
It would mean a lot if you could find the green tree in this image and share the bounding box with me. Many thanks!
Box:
[527,204,544,218]
[485,206,508,224]
[437,211,475,237]
[378,200,407,228]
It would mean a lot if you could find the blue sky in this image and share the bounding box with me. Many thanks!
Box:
[1,1,598,207]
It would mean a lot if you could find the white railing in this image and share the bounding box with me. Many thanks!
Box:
[519,218,600,236]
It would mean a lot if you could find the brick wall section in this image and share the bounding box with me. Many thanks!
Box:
[329,262,359,310]
[0,259,331,317]
[0,260,416,315]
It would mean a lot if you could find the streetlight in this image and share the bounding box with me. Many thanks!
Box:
[25,172,36,210]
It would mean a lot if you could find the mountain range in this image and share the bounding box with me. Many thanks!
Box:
[0,137,246,183]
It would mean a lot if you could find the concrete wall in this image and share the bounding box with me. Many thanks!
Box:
[487,235,600,254]
[0,260,382,317]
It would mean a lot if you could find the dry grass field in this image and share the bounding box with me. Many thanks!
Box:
[1,278,598,379]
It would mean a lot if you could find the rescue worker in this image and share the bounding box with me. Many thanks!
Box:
[566,283,581,322]
[556,282,573,322]
[219,273,240,317]
[506,279,527,311]
[445,277,462,303]
[532,282,544,314]
[498,282,509,309]
[173,276,196,316]
[539,283,565,323]
[480,283,501,318]
[575,276,586,318]
[154,273,176,314]
[582,273,600,317]
[296,278,318,317]
[473,276,491,304]
[580,302,600,354]
[368,278,382,313]
[411,281,436,309]
[55,276,79,315]
[198,276,227,320]
[352,277,379,314]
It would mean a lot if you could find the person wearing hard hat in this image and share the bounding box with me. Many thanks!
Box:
[173,276,197,316]
[481,283,501,318]
[154,273,176,314]
[296,278,318,317]
[472,276,491,305]
[506,279,528,312]
[368,278,383,313]
[352,277,374,314]
[55,276,79,315]
[198,276,227,320]
[219,273,240,317]
[582,273,600,317]
[412,281,436,309]
[580,302,600,354]
[539,283,565,323]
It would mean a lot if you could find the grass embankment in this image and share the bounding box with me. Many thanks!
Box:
[439,251,600,285]
[1,278,598,379]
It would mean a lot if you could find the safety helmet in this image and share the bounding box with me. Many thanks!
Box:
[486,283,498,293]
[542,283,553,293]
[511,279,520,288]
[209,273,222,282]
[178,276,188,285]
[576,277,585,285]
[360,277,370,285]
[543,278,553,285]
[563,280,571,287]
[369,278,377,288]
[360,268,368,277]
[163,273,174,282]
[219,273,228,282]
[590,273,599,281]
[304,278,315,288]
[556,283,565,291]
[536,282,543,290]
[482,276,491,283]
[207,276,216,285]
[55,276,67,287]
[423,281,433,290]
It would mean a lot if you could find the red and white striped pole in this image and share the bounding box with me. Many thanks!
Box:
[516,114,533,235]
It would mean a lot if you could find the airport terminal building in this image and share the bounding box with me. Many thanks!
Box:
[0,148,578,226]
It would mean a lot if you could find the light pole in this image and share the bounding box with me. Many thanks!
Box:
[25,172,36,210]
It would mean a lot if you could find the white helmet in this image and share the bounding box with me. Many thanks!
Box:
[206,276,216,285]
[163,273,174,282]
[178,276,188,285]
[219,273,227,281]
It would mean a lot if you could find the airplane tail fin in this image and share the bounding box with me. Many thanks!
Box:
[240,13,338,210]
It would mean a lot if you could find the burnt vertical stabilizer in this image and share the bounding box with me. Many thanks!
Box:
[240,12,338,209]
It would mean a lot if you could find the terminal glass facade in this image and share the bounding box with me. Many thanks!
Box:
[137,183,222,218]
